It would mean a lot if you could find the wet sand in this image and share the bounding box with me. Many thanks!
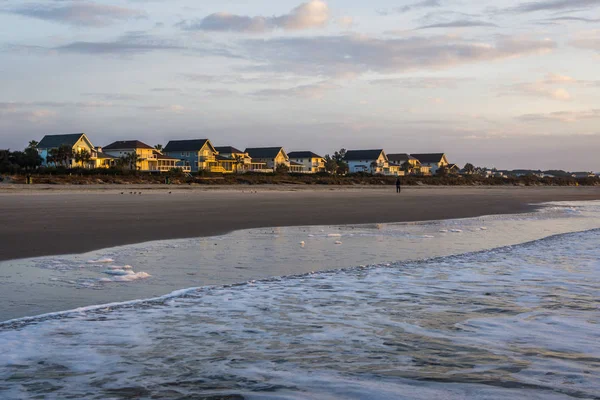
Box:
[1,185,600,262]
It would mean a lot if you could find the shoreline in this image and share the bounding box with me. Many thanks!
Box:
[2,185,600,262]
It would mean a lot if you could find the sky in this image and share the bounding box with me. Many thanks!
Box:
[1,0,599,170]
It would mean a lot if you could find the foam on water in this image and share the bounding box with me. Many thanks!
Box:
[87,258,114,264]
[1,228,599,399]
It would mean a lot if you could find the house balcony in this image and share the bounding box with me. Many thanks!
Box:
[199,155,217,163]
[209,166,226,173]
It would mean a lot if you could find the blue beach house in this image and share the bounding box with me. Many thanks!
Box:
[163,139,219,172]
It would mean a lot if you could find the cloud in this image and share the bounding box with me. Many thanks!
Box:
[178,0,329,33]
[0,101,114,109]
[570,29,600,51]
[378,0,442,15]
[243,34,556,76]
[56,32,183,54]
[543,16,600,23]
[544,73,576,83]
[503,73,600,100]
[82,93,141,101]
[338,16,354,29]
[139,104,186,114]
[416,20,498,29]
[509,0,600,13]
[7,2,145,27]
[518,109,600,122]
[251,81,339,99]
[368,77,472,88]
[507,83,571,100]
[502,73,581,100]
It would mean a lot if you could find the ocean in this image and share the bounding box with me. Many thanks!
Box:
[1,201,599,399]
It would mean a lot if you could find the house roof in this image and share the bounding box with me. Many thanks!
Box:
[290,161,304,166]
[96,152,118,159]
[387,153,417,163]
[38,133,86,149]
[216,154,234,161]
[411,153,446,163]
[245,147,284,158]
[288,151,323,159]
[104,140,154,150]
[215,146,243,154]
[344,149,384,161]
[153,151,180,160]
[164,139,210,152]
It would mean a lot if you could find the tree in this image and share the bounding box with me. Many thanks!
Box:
[337,161,349,175]
[47,148,59,166]
[233,154,245,173]
[126,152,140,170]
[28,140,39,149]
[275,163,289,174]
[23,147,42,170]
[324,155,338,174]
[154,144,164,152]
[333,148,346,163]
[437,165,448,176]
[370,161,378,174]
[74,149,92,168]
[0,150,12,172]
[401,161,411,174]
[56,145,73,167]
[326,149,349,175]
[116,156,128,170]
[464,163,475,175]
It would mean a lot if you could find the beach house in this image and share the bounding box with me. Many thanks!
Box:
[154,151,182,172]
[214,147,251,173]
[387,153,432,175]
[92,147,118,168]
[103,140,159,171]
[344,150,405,176]
[287,151,326,173]
[411,153,450,175]
[245,147,290,171]
[38,133,102,168]
[163,139,218,172]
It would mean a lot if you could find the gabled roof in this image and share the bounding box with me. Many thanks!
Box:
[245,147,285,159]
[164,139,211,153]
[288,151,323,159]
[411,153,446,163]
[104,140,154,150]
[38,133,86,149]
[344,149,384,161]
[215,146,244,154]
[387,153,418,163]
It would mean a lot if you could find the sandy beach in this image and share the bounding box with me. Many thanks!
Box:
[1,185,600,262]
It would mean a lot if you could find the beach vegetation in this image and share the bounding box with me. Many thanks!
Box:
[275,163,290,174]
[463,163,475,174]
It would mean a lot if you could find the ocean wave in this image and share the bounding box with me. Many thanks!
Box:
[1,228,599,398]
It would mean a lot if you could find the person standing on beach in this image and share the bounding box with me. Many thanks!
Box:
[396,177,401,194]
